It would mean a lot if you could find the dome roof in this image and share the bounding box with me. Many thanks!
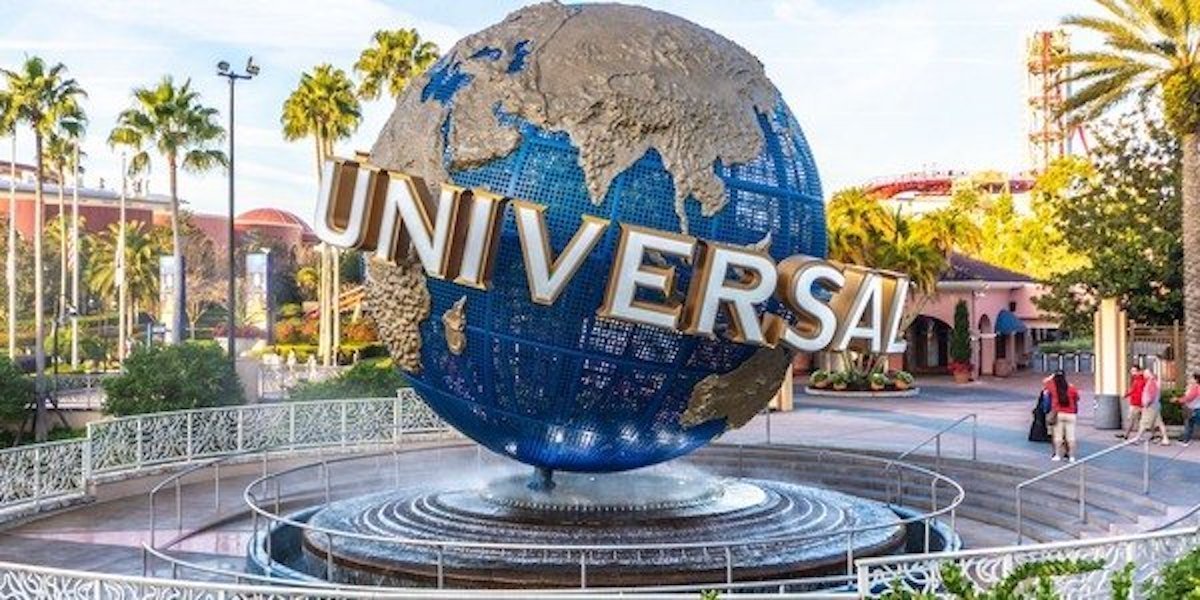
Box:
[235,208,312,231]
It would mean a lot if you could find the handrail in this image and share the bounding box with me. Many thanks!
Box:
[1014,436,1150,544]
[895,413,978,464]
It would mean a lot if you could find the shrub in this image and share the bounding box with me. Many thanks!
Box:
[950,300,972,367]
[1162,389,1185,425]
[894,371,915,385]
[289,359,408,400]
[103,342,244,416]
[1147,546,1200,599]
[277,303,304,320]
[0,355,34,424]
[274,319,311,344]
[343,320,378,343]
[808,369,830,388]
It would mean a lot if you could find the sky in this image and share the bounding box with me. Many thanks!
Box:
[0,0,1090,224]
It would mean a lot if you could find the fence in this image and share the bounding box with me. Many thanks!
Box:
[855,525,1200,597]
[257,363,347,399]
[0,391,441,520]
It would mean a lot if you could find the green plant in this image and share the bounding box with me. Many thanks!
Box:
[103,342,243,416]
[0,355,34,424]
[870,372,889,389]
[829,371,848,390]
[1162,389,1186,426]
[288,358,408,400]
[883,558,1105,600]
[950,300,972,367]
[1110,563,1134,600]
[1146,546,1200,599]
[809,369,830,388]
[895,371,915,385]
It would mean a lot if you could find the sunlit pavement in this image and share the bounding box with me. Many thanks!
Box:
[725,370,1200,503]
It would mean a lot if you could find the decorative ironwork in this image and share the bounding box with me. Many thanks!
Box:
[0,392,442,519]
[856,527,1200,597]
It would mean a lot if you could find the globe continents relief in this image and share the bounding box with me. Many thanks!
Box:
[364,2,826,473]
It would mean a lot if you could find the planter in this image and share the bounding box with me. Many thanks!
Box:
[894,381,911,391]
[952,370,971,384]
[805,386,920,398]
[832,384,848,391]
[869,384,886,392]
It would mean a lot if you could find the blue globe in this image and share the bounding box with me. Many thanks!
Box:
[372,4,826,473]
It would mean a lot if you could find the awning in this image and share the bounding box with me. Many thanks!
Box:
[995,310,1027,335]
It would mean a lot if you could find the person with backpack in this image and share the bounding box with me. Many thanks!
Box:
[1044,371,1080,462]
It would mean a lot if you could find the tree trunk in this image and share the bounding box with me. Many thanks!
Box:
[33,132,47,442]
[168,155,183,345]
[1183,132,1200,377]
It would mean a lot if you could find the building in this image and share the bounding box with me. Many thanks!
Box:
[865,170,1035,217]
[904,253,1058,378]
[0,164,317,254]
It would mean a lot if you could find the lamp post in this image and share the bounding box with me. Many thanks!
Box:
[217,57,259,369]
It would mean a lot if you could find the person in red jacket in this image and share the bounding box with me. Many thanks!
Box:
[1045,370,1080,462]
[1119,366,1146,440]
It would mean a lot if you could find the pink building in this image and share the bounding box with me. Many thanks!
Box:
[903,253,1058,378]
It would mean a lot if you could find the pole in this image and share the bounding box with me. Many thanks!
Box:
[226,75,236,371]
[117,154,127,363]
[70,141,80,368]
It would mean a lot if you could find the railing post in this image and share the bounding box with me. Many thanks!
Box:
[340,401,348,448]
[175,478,182,532]
[326,533,334,580]
[935,434,942,469]
[393,394,402,444]
[213,462,221,511]
[1079,463,1086,522]
[845,531,855,576]
[1143,439,1150,495]
[1015,491,1023,545]
[288,404,296,451]
[724,546,733,584]
[135,416,144,469]
[437,545,445,588]
[236,407,244,452]
[33,446,42,511]
[971,415,978,461]
[580,551,587,589]
[185,412,194,462]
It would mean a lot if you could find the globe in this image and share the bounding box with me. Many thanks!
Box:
[365,2,826,473]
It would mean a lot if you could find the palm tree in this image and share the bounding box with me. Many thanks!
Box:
[2,57,86,441]
[87,221,164,338]
[44,125,86,330]
[912,207,982,259]
[109,76,226,345]
[354,28,439,101]
[826,187,896,265]
[281,64,361,365]
[0,87,16,359]
[1061,0,1200,374]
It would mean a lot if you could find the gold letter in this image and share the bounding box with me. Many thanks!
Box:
[374,174,463,279]
[775,256,845,352]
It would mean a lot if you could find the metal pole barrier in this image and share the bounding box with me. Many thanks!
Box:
[213,462,221,511]
[765,407,772,444]
[1015,492,1023,545]
[1079,463,1086,522]
[149,492,156,547]
[1143,439,1150,494]
[845,531,855,576]
[326,533,334,580]
[437,545,445,588]
[935,434,942,470]
[971,415,978,461]
[175,478,182,532]
[324,459,331,507]
[724,546,733,584]
[580,552,587,589]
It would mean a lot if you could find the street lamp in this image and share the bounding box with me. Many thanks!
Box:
[217,57,259,368]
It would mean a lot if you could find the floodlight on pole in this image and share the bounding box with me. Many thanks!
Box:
[216,57,258,368]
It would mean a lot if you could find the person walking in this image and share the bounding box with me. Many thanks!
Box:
[1119,366,1146,439]
[1045,371,1080,462]
[1135,368,1171,446]
[1175,372,1200,447]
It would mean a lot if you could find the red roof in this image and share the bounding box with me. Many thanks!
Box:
[235,208,312,231]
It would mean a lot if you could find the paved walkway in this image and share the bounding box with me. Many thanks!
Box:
[1,372,1197,579]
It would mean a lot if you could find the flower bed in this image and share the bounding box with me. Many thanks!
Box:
[805,368,918,396]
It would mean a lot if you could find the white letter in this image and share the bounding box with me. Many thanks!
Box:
[452,190,508,289]
[374,174,462,279]
[831,271,884,353]
[313,159,378,249]
[683,243,778,345]
[514,201,609,305]
[776,257,844,352]
[882,276,911,354]
[597,224,695,330]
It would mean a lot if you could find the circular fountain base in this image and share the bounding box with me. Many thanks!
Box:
[298,472,905,588]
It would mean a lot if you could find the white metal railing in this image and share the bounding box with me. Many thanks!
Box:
[0,392,439,519]
[1015,437,1150,544]
[257,362,347,399]
[855,525,1200,597]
